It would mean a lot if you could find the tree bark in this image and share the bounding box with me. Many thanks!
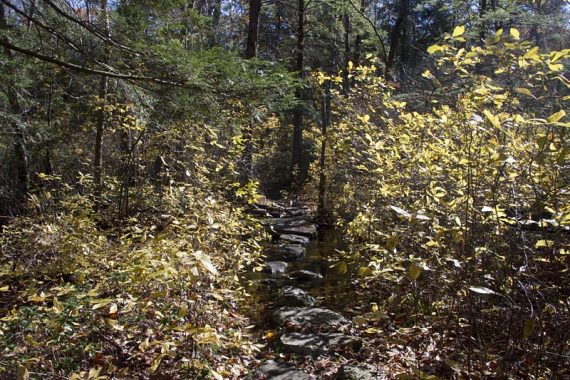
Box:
[245,0,261,59]
[240,0,262,185]
[479,0,487,40]
[1,3,29,198]
[342,12,351,94]
[385,0,408,79]
[291,0,305,186]
[317,80,331,216]
[94,0,109,207]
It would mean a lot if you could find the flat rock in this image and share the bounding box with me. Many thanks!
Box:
[289,270,323,282]
[281,244,306,261]
[336,364,377,380]
[275,287,316,307]
[280,332,362,356]
[259,277,295,287]
[255,361,314,380]
[280,234,311,245]
[261,216,308,227]
[273,307,350,328]
[278,224,318,239]
[263,261,288,275]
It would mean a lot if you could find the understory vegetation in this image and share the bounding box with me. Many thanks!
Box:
[0,0,569,378]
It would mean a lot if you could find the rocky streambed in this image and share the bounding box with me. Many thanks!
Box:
[242,201,382,379]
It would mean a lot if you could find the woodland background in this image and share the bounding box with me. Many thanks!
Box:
[0,0,569,378]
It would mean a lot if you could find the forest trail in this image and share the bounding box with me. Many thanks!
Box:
[242,200,383,379]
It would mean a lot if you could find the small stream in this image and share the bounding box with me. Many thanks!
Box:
[241,230,363,328]
[238,204,382,379]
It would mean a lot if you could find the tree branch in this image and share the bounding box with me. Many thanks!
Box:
[345,0,388,65]
[0,38,188,87]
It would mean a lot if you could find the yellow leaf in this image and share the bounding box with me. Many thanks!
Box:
[548,63,563,71]
[535,240,554,249]
[510,28,520,40]
[452,25,465,38]
[150,353,166,373]
[483,110,501,129]
[0,285,9,292]
[17,365,29,380]
[523,47,539,60]
[139,338,150,352]
[409,262,422,280]
[427,44,445,54]
[547,110,566,123]
[91,298,113,310]
[338,261,348,275]
[515,87,533,97]
[52,297,63,315]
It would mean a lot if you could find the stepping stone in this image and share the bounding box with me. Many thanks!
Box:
[289,270,323,282]
[336,364,377,380]
[263,261,288,275]
[261,216,307,227]
[280,332,362,356]
[281,244,306,261]
[273,307,349,328]
[255,360,314,380]
[280,234,311,245]
[259,278,295,287]
[278,224,318,239]
[275,287,316,307]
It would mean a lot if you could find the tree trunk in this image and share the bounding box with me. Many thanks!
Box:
[317,80,331,216]
[1,3,29,198]
[479,0,487,41]
[210,0,222,45]
[94,0,109,207]
[240,0,262,185]
[342,12,351,94]
[291,0,305,186]
[385,0,408,79]
[245,0,261,59]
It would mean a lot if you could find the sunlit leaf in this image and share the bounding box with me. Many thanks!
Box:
[452,25,465,38]
[468,286,496,295]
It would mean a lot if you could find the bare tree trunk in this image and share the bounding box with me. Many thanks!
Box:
[479,0,487,40]
[94,0,109,207]
[385,0,408,79]
[240,0,262,185]
[210,0,222,45]
[291,0,305,186]
[1,3,29,198]
[342,12,351,94]
[317,80,331,216]
[245,0,261,59]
